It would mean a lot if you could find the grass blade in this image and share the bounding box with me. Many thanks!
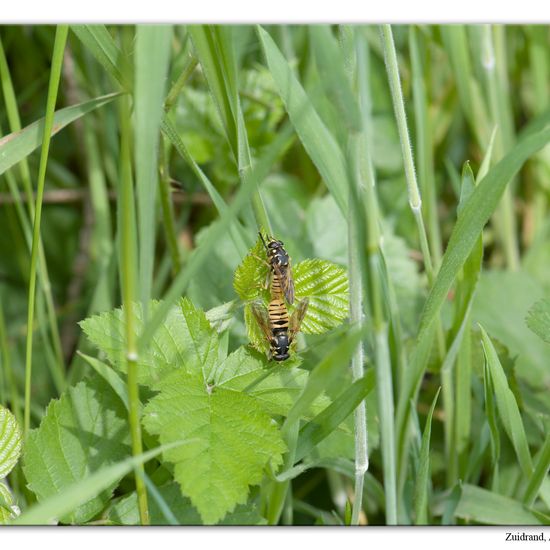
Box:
[295,370,375,462]
[70,25,130,90]
[257,25,348,214]
[23,26,69,436]
[134,25,172,313]
[282,326,366,432]
[455,484,542,525]
[396,125,550,482]
[0,93,121,177]
[414,387,440,524]
[480,325,533,480]
[523,430,550,507]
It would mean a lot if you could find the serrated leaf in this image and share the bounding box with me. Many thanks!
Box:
[15,441,181,525]
[233,234,270,302]
[215,347,327,418]
[526,298,550,344]
[80,298,219,387]
[107,482,266,525]
[22,377,131,524]
[0,406,22,479]
[293,259,349,334]
[142,369,286,524]
[0,480,18,524]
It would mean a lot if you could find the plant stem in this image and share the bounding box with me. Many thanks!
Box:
[356,33,397,525]
[348,135,368,526]
[23,25,68,437]
[119,91,150,526]
[481,25,519,270]
[379,25,434,283]
[409,26,442,271]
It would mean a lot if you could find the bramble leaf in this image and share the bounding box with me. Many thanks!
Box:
[80,298,219,387]
[0,480,19,523]
[106,482,266,525]
[235,236,349,352]
[0,405,22,479]
[22,377,131,524]
[293,258,349,334]
[142,365,286,524]
[233,234,270,302]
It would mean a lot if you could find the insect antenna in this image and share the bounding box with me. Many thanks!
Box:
[258,231,269,251]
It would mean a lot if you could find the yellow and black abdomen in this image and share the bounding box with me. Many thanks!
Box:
[268,298,289,330]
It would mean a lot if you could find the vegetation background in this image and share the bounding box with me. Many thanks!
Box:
[0,24,550,526]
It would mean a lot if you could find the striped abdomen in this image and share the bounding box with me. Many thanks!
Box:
[268,298,289,331]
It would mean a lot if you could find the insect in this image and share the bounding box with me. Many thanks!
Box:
[250,297,309,362]
[250,250,308,361]
[258,232,295,305]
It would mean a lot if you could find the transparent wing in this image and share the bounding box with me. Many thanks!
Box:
[289,298,309,342]
[250,301,273,343]
[273,262,295,305]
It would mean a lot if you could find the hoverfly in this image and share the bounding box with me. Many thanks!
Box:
[250,297,309,362]
[258,232,295,305]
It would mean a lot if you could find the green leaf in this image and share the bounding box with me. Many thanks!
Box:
[235,237,349,355]
[0,93,120,177]
[77,352,129,411]
[0,480,18,524]
[308,26,361,136]
[480,325,533,479]
[414,387,440,525]
[214,347,325,418]
[256,25,349,214]
[455,484,543,525]
[293,259,349,335]
[142,367,286,524]
[526,298,550,344]
[15,442,183,525]
[70,25,130,89]
[295,370,375,462]
[233,233,269,302]
[135,25,172,308]
[418,126,550,342]
[0,405,22,479]
[283,325,366,431]
[80,298,219,387]
[473,271,549,386]
[22,377,131,524]
[107,482,266,525]
[397,125,550,468]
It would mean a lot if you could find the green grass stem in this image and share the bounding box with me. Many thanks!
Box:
[118,91,150,525]
[23,26,68,436]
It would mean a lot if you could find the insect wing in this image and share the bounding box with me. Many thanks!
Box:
[289,298,309,342]
[250,302,273,343]
[273,261,295,305]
